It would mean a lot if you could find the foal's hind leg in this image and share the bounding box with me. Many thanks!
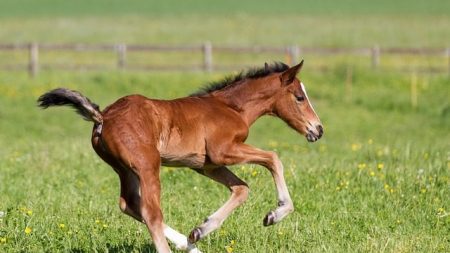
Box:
[93,149,143,222]
[188,166,249,243]
[118,168,143,222]
[132,151,171,253]
[118,165,201,252]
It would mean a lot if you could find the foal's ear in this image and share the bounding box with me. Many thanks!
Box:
[281,60,304,85]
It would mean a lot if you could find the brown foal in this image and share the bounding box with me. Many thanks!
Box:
[38,60,323,253]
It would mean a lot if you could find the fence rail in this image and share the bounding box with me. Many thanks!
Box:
[0,42,448,77]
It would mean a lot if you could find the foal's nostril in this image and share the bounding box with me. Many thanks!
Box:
[306,124,323,142]
[316,125,324,137]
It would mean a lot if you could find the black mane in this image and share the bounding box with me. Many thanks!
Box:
[190,62,289,96]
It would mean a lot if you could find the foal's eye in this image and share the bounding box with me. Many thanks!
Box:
[295,95,305,102]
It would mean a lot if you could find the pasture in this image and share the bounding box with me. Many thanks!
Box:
[0,0,449,252]
[0,70,448,252]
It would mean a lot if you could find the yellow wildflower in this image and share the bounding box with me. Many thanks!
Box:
[0,237,6,243]
[95,219,100,224]
[219,228,226,236]
[59,223,65,229]
[367,139,373,145]
[357,163,366,170]
[103,224,108,228]
[384,184,395,193]
[230,240,235,245]
[268,140,278,148]
[369,171,375,177]
[24,227,32,234]
[437,207,445,214]
[27,210,33,216]
[339,180,349,189]
[251,170,258,177]
[377,163,384,170]
[351,143,361,151]
[225,245,233,253]
[420,188,427,194]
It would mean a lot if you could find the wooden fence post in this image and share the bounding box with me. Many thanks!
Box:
[285,47,291,65]
[203,41,212,72]
[371,45,380,69]
[345,65,353,102]
[29,43,39,77]
[289,45,300,65]
[411,72,418,109]
[447,47,450,77]
[117,43,127,70]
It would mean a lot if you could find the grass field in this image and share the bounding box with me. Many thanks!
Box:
[1,0,450,17]
[0,0,449,47]
[0,69,448,252]
[0,1,449,252]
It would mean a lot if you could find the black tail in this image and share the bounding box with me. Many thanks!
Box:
[37,88,103,124]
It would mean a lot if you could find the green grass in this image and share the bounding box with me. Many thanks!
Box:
[0,0,449,47]
[1,0,450,17]
[0,69,449,252]
[0,14,448,48]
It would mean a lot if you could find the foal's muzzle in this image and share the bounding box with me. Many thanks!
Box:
[306,124,323,142]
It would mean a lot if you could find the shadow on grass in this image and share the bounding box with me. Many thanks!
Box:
[70,243,157,253]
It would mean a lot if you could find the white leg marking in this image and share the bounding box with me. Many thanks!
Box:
[261,153,294,226]
[272,158,294,221]
[164,225,202,253]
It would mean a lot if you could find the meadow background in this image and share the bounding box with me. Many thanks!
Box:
[0,0,449,252]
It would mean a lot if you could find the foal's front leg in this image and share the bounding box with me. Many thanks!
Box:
[210,143,294,226]
[188,166,249,243]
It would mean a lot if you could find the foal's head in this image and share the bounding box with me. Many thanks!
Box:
[271,60,323,142]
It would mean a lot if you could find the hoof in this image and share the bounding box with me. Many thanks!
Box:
[263,211,276,226]
[188,227,202,244]
[187,245,203,253]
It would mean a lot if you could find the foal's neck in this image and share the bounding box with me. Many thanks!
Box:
[212,77,278,126]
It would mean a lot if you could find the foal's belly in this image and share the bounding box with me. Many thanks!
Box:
[160,152,206,168]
